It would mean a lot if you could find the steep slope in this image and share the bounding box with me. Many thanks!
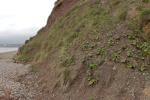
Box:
[16,0,150,100]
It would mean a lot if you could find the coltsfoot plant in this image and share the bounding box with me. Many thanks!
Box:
[108,38,115,46]
[126,49,133,57]
[127,64,135,69]
[88,77,98,86]
[97,47,106,56]
[112,52,120,62]
[88,63,98,70]
[139,64,147,72]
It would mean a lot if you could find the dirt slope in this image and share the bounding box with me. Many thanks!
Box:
[16,0,150,100]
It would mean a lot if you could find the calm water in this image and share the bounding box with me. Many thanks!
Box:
[0,47,18,53]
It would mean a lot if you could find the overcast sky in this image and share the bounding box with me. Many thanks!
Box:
[0,0,56,44]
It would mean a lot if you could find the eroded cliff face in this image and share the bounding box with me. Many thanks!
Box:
[17,0,150,100]
[35,0,79,36]
[46,0,79,29]
[16,0,79,62]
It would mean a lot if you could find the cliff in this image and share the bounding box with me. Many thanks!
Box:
[16,0,150,99]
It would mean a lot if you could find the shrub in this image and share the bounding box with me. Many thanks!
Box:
[89,97,94,100]
[61,56,75,67]
[112,0,120,6]
[118,10,128,21]
[63,69,70,85]
[140,9,150,27]
[142,0,149,3]
[16,55,30,63]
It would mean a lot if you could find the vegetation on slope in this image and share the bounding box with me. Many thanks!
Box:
[16,0,150,99]
[17,0,150,70]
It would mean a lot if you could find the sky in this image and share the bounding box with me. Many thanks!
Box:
[0,0,56,44]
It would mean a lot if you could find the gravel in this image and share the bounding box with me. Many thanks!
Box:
[0,52,38,100]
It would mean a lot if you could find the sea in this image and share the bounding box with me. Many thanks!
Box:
[0,47,18,53]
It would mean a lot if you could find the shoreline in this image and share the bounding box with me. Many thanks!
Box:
[0,50,38,99]
[0,48,18,54]
[0,51,17,54]
[0,51,17,60]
